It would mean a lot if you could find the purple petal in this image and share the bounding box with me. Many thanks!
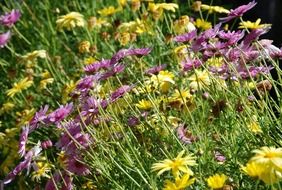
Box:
[0,9,21,27]
[110,48,152,65]
[18,125,29,157]
[220,1,257,22]
[0,31,11,48]
[173,30,197,43]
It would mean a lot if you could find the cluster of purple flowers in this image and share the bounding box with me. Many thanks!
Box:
[2,47,151,189]
[0,9,21,48]
[174,1,281,80]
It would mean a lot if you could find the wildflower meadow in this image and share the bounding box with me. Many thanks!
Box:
[0,0,282,189]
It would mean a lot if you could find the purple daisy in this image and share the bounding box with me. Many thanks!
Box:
[0,9,21,27]
[46,103,73,125]
[220,1,257,22]
[173,30,197,43]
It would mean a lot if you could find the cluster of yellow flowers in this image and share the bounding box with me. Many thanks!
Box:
[152,150,196,190]
[242,146,282,185]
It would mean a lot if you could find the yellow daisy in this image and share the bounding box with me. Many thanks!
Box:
[6,77,33,97]
[56,12,85,31]
[151,150,196,178]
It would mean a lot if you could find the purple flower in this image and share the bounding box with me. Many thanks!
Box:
[110,85,133,102]
[47,103,73,124]
[100,64,125,80]
[0,31,11,48]
[202,23,221,39]
[242,27,270,47]
[84,59,111,74]
[127,116,140,127]
[18,125,29,157]
[214,151,226,163]
[173,30,197,43]
[110,48,152,65]
[29,105,49,132]
[61,174,73,190]
[75,74,101,95]
[4,145,41,185]
[67,156,90,176]
[80,97,108,120]
[182,58,202,71]
[218,30,245,45]
[145,64,167,75]
[0,9,21,27]
[45,171,62,190]
[176,125,198,144]
[220,1,257,22]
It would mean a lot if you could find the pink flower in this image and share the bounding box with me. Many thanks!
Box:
[110,85,133,102]
[67,156,90,175]
[110,48,152,65]
[177,125,198,144]
[214,151,226,163]
[182,58,202,71]
[47,103,73,124]
[173,30,197,43]
[145,64,167,75]
[0,31,11,48]
[29,105,49,131]
[0,9,21,27]
[84,59,110,74]
[220,1,257,22]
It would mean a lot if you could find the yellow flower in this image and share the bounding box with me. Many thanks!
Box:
[241,161,264,177]
[62,80,76,103]
[247,116,262,134]
[117,32,132,46]
[241,161,282,185]
[173,15,196,34]
[39,78,54,89]
[56,12,85,31]
[131,0,141,12]
[0,102,15,113]
[78,40,91,53]
[82,181,97,189]
[31,161,52,182]
[151,70,175,93]
[239,18,271,30]
[118,0,127,7]
[84,57,96,65]
[16,108,36,126]
[21,50,47,64]
[6,77,33,97]
[169,89,196,111]
[251,146,282,172]
[200,4,230,14]
[98,6,120,17]
[188,70,211,90]
[88,16,110,30]
[207,174,228,189]
[151,150,196,178]
[206,57,224,68]
[163,174,195,190]
[195,19,212,30]
[148,3,178,20]
[136,99,153,110]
